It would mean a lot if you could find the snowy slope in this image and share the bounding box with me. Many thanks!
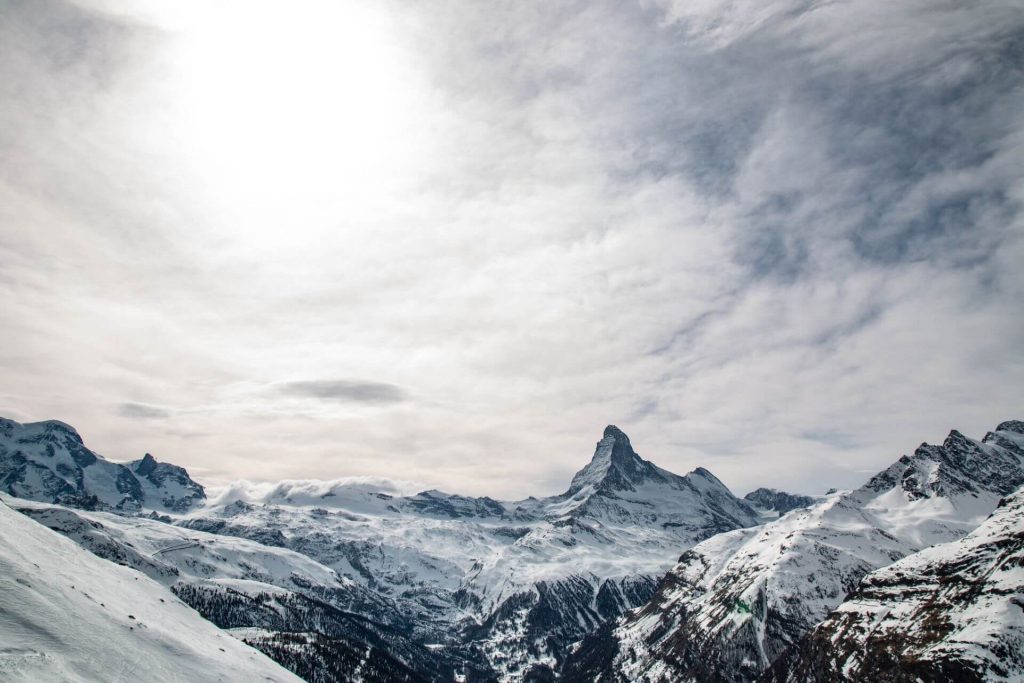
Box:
[766,483,1024,682]
[0,418,204,512]
[563,420,1024,683]
[0,498,301,683]
[5,496,470,682]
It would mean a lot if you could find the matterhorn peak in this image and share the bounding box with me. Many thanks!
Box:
[602,424,630,441]
[565,425,647,494]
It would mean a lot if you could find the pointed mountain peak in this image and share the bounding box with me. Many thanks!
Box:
[689,466,717,480]
[134,453,158,476]
[566,425,655,495]
[602,424,630,441]
[996,420,1024,435]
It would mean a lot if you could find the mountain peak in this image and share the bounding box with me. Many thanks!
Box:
[603,424,630,441]
[134,453,158,476]
[24,419,84,444]
[996,420,1024,435]
[566,425,649,495]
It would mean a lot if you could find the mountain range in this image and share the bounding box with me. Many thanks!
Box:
[1,416,1022,682]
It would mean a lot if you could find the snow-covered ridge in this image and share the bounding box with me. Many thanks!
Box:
[765,484,1024,682]
[563,420,1024,683]
[0,417,205,512]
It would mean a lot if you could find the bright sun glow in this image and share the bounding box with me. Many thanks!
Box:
[168,0,431,250]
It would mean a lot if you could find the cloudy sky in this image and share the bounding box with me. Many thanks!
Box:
[2,0,1022,498]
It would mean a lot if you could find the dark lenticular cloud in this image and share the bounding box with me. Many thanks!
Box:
[279,380,408,405]
[118,403,171,420]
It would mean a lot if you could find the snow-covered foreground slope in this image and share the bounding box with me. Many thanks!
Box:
[563,420,1024,683]
[765,484,1024,683]
[0,498,301,683]
[0,417,204,512]
[6,496,469,682]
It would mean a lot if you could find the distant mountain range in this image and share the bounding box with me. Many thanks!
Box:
[2,416,1022,682]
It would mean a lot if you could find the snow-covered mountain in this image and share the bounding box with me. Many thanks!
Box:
[563,420,1024,683]
[176,424,761,680]
[0,497,301,683]
[764,483,1024,682]
[0,418,205,512]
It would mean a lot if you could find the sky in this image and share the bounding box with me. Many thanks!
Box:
[1,0,1022,499]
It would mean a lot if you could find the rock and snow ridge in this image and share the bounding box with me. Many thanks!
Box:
[743,488,817,520]
[764,483,1024,682]
[0,497,301,683]
[0,417,205,512]
[562,420,1024,683]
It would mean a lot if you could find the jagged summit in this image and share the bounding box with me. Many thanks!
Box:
[858,423,1024,503]
[567,424,652,494]
[134,452,159,476]
[602,424,629,440]
[996,419,1024,434]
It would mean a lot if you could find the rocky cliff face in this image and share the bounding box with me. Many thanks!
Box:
[563,420,1024,683]
[0,418,204,512]
[743,488,817,518]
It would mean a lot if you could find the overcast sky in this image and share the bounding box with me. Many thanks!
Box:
[1,0,1022,498]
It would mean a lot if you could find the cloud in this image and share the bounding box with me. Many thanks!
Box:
[277,380,408,405]
[0,0,1020,498]
[118,403,170,419]
[206,475,429,507]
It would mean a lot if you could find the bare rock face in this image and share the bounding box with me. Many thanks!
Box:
[743,488,817,518]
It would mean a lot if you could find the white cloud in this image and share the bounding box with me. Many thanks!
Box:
[1,0,1021,499]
